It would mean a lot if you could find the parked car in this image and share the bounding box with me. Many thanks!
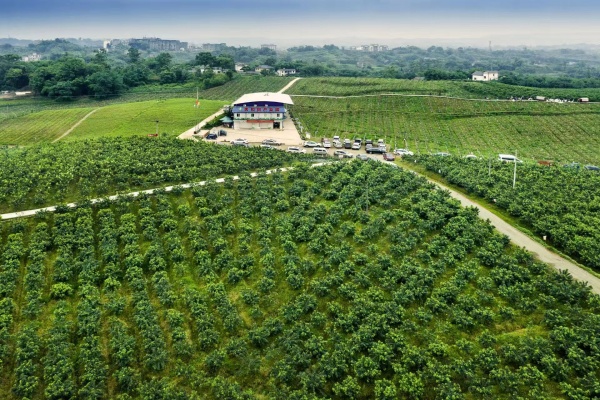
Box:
[303,140,320,148]
[313,148,328,156]
[366,146,386,154]
[357,154,370,161]
[393,148,414,156]
[218,129,227,136]
[206,133,218,140]
[333,150,353,158]
[333,140,343,148]
[585,165,600,171]
[365,139,373,146]
[287,146,306,153]
[383,153,396,161]
[351,142,361,150]
[377,139,385,145]
[322,139,332,148]
[563,162,581,169]
[333,135,340,142]
[260,144,276,149]
[231,138,249,146]
[262,138,283,146]
[343,139,352,149]
[433,152,451,157]
[498,154,522,163]
[464,153,478,159]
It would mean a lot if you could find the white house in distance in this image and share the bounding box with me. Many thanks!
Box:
[277,68,297,77]
[472,71,499,81]
[255,65,273,73]
[231,92,293,130]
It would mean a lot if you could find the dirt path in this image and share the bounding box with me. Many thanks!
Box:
[418,169,600,294]
[278,77,302,93]
[52,108,100,142]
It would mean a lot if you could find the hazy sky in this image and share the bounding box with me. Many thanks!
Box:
[2,0,599,47]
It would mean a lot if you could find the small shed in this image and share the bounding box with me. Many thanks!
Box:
[578,97,590,103]
[535,96,546,101]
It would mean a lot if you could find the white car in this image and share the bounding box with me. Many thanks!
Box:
[333,140,343,148]
[351,142,361,150]
[262,138,283,146]
[303,141,320,148]
[287,146,306,153]
[231,138,249,146]
[464,154,479,159]
[333,150,353,158]
[322,140,331,148]
[333,135,340,141]
[394,148,414,156]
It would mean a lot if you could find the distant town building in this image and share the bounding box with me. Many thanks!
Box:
[21,53,41,62]
[471,71,499,81]
[277,68,297,77]
[201,43,227,52]
[232,92,293,130]
[349,44,388,52]
[255,65,273,73]
[261,44,277,51]
[129,37,188,51]
[235,63,247,72]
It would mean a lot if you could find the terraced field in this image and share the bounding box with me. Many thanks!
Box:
[290,95,600,164]
[286,77,600,100]
[63,99,227,141]
[0,108,96,145]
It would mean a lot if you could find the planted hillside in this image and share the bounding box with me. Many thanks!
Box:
[290,95,600,164]
[0,160,598,399]
[418,155,600,270]
[0,137,308,214]
[286,77,600,100]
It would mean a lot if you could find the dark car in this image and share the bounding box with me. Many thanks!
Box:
[585,165,600,171]
[206,133,217,140]
[383,153,396,161]
[218,129,227,136]
[563,162,581,169]
[366,146,386,154]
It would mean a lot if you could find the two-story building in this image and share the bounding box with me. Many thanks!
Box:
[472,71,499,81]
[277,68,297,77]
[231,92,293,130]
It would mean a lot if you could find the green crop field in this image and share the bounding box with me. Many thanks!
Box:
[0,158,598,399]
[286,77,600,100]
[290,95,600,164]
[0,108,96,145]
[61,98,227,141]
[199,75,293,101]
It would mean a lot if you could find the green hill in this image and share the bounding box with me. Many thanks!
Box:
[0,157,598,399]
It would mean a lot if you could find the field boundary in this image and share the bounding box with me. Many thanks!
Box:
[290,92,600,104]
[52,107,101,142]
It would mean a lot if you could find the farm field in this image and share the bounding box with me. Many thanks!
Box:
[290,95,600,164]
[286,77,600,100]
[0,107,95,145]
[63,99,227,141]
[0,137,308,214]
[0,160,598,399]
[418,155,600,271]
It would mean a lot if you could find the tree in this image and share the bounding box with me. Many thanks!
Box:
[195,52,216,66]
[87,70,125,98]
[127,47,141,64]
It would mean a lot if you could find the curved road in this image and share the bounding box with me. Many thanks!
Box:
[53,108,100,142]
[415,167,600,293]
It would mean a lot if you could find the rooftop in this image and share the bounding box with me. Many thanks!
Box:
[233,92,294,106]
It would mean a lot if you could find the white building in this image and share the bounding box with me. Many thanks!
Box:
[261,44,277,51]
[277,68,297,77]
[231,92,293,130]
[21,53,42,62]
[235,63,247,72]
[472,71,499,81]
[255,65,273,73]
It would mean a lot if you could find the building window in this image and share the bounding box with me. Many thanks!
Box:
[251,114,254,117]
[236,113,240,117]
[277,113,280,117]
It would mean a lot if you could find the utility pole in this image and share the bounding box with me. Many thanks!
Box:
[513,150,517,189]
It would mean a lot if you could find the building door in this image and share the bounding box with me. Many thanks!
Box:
[274,122,280,129]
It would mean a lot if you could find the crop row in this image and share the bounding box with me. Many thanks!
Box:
[0,161,598,398]
[418,155,600,270]
[290,95,600,163]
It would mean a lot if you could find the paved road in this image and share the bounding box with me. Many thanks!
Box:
[53,108,100,142]
[425,176,600,294]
